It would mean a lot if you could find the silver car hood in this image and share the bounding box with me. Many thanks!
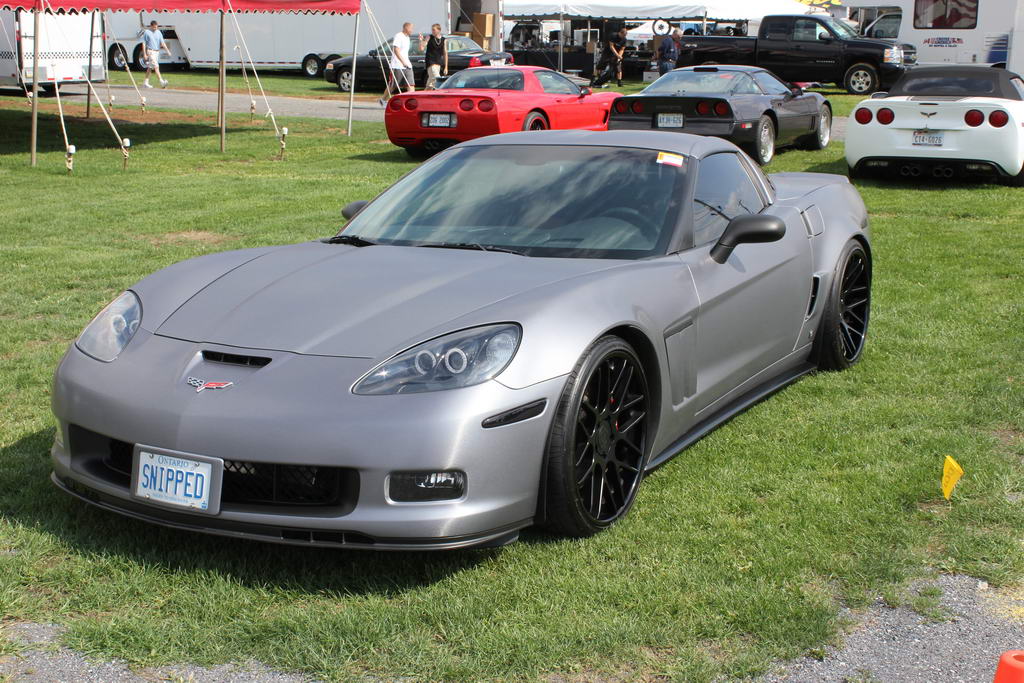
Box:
[154,242,616,358]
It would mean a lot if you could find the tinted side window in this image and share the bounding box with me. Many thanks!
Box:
[752,70,790,95]
[792,18,822,42]
[914,0,977,29]
[535,70,580,95]
[692,153,765,247]
[761,18,791,40]
[731,73,762,95]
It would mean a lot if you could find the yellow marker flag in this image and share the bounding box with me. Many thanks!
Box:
[942,456,964,500]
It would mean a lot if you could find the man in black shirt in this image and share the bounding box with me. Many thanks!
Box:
[423,23,448,90]
[591,28,627,88]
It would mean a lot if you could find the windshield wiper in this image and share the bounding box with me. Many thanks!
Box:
[420,242,527,256]
[324,234,376,247]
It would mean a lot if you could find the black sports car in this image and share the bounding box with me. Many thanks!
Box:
[325,35,513,92]
[608,65,832,165]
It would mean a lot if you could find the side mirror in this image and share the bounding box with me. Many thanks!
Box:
[710,214,786,264]
[579,86,592,97]
[342,199,369,220]
[789,84,803,96]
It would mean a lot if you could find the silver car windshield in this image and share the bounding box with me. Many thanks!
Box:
[644,69,756,95]
[342,145,687,259]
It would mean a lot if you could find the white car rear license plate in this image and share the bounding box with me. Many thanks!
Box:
[134,449,214,512]
[912,130,944,147]
[658,113,684,128]
[426,113,453,127]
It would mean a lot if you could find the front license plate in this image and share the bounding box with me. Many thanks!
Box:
[426,113,453,128]
[657,113,684,128]
[133,449,216,512]
[912,130,944,147]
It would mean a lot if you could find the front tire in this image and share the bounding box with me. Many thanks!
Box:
[543,336,650,538]
[747,114,775,165]
[336,67,353,92]
[844,63,879,95]
[302,54,324,78]
[815,240,871,370]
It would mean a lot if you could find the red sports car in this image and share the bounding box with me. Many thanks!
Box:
[385,66,620,158]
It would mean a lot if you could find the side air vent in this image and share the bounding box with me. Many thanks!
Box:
[202,350,271,367]
[807,276,821,316]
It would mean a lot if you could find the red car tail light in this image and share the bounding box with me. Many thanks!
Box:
[459,98,474,111]
[478,98,495,112]
[989,110,1009,127]
[404,98,418,111]
[468,56,482,67]
[713,101,730,117]
[876,108,894,125]
[854,107,873,124]
[964,109,984,127]
[696,100,712,116]
[614,99,628,114]
[388,98,402,111]
[631,100,645,114]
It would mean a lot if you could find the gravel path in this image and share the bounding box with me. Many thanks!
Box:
[763,574,1024,682]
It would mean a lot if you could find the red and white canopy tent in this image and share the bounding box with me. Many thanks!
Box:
[1,0,360,165]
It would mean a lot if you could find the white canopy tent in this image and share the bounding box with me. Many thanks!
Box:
[698,0,825,21]
[502,1,705,20]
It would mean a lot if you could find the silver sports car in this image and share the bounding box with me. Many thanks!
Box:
[51,130,872,550]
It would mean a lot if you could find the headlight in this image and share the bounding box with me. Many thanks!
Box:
[883,47,903,64]
[353,324,520,395]
[75,291,142,362]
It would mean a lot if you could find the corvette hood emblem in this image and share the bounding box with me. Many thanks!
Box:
[186,376,234,393]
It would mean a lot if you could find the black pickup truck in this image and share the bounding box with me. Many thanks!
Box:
[676,14,916,94]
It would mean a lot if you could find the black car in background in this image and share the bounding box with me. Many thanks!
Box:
[608,65,832,165]
[325,36,513,92]
[676,14,916,95]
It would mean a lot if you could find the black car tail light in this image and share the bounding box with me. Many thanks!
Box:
[614,99,628,114]
[631,100,645,114]
[468,56,482,67]
[404,98,418,111]
[696,100,712,116]
[965,109,984,127]
[854,107,873,124]
[459,98,474,111]
[989,110,1009,127]
[713,101,730,117]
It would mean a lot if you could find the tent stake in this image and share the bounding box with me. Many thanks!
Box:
[346,7,360,137]
[29,3,39,166]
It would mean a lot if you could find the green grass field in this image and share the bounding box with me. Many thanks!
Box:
[0,94,1022,682]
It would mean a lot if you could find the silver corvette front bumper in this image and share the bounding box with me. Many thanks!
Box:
[50,333,568,549]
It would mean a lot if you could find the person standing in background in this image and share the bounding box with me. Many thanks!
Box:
[380,21,416,106]
[423,23,448,90]
[591,27,627,88]
[657,28,681,76]
[141,20,169,89]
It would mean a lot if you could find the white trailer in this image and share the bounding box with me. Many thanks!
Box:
[849,0,1020,68]
[104,1,450,78]
[0,9,105,90]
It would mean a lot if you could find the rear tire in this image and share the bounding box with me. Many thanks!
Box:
[522,111,548,131]
[804,105,831,150]
[844,63,879,95]
[302,54,324,78]
[815,240,871,371]
[108,44,128,70]
[543,336,651,538]
[404,146,432,160]
[1005,167,1024,187]
[747,114,775,165]
[132,44,147,71]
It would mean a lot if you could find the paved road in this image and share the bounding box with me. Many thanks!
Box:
[58,84,851,140]
[60,84,385,122]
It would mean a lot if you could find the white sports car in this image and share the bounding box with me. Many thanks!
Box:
[846,66,1024,185]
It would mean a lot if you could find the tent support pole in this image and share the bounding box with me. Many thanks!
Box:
[702,10,707,35]
[218,9,225,153]
[85,11,95,118]
[30,4,39,166]
[558,11,563,72]
[346,7,360,137]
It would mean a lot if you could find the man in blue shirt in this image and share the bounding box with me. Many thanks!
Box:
[141,21,169,89]
[657,28,681,76]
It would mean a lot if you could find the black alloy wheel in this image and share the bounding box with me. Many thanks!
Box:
[816,240,871,370]
[544,336,650,537]
[523,111,548,131]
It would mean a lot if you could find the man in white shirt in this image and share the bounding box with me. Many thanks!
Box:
[381,22,416,105]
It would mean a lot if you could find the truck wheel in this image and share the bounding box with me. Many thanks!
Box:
[108,44,128,70]
[336,67,353,92]
[133,44,147,71]
[747,115,775,165]
[302,54,324,78]
[844,63,879,95]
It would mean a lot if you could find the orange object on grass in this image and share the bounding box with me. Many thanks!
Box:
[994,651,1024,683]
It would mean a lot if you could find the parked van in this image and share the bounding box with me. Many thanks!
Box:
[849,0,1020,68]
[0,9,105,91]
